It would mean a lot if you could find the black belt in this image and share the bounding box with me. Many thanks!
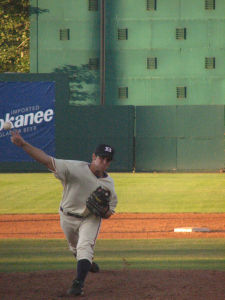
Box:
[60,206,83,219]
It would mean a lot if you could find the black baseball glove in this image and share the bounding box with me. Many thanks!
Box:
[86,186,110,218]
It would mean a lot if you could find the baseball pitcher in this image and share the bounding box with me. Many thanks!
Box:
[10,130,118,297]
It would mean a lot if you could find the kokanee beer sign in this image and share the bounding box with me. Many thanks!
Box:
[0,109,54,131]
[0,81,55,162]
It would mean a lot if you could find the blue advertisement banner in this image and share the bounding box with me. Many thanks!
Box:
[0,81,55,162]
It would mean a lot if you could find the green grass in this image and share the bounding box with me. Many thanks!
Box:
[0,239,224,272]
[114,173,225,213]
[0,173,224,213]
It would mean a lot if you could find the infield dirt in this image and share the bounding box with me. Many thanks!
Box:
[0,213,224,300]
[0,213,224,239]
[0,269,225,300]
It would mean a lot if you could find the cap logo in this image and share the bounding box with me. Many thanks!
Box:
[105,146,112,153]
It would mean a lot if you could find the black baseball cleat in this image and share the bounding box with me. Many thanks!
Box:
[89,261,100,273]
[67,279,84,296]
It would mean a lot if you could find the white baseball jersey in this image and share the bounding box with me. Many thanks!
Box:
[52,158,118,215]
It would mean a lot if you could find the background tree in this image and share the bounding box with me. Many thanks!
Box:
[0,0,29,72]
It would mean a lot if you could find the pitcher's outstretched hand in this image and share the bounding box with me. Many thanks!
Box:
[10,130,26,147]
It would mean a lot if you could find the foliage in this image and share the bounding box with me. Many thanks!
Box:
[0,0,30,72]
[54,64,99,105]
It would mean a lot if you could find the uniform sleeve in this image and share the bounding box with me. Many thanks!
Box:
[51,158,69,183]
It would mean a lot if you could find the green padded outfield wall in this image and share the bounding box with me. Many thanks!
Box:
[30,0,100,105]
[56,105,135,172]
[135,105,224,171]
[0,74,223,172]
[105,0,225,105]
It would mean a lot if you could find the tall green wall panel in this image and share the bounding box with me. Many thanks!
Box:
[56,106,135,172]
[176,106,224,170]
[30,0,225,106]
[30,0,100,72]
[135,106,177,136]
[177,138,224,170]
[30,0,100,105]
[176,106,224,138]
[136,106,177,171]
[135,138,177,171]
[105,0,225,105]
[136,105,224,171]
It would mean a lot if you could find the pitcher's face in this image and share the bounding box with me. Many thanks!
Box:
[92,154,111,172]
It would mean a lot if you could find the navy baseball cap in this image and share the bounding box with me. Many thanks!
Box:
[95,144,115,160]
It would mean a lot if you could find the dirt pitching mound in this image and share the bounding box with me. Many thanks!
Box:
[0,269,224,300]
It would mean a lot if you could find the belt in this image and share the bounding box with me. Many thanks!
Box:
[60,206,83,219]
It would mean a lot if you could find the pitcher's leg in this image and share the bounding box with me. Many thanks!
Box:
[75,216,101,283]
[60,212,80,254]
[67,215,102,296]
[77,215,101,262]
